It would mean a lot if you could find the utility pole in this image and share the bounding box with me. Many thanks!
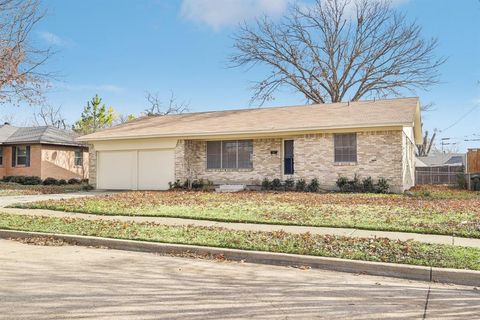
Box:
[440,138,450,153]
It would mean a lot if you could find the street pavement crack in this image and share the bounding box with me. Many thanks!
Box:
[422,285,431,319]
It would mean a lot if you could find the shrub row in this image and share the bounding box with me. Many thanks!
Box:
[169,179,214,191]
[261,178,320,192]
[336,175,389,193]
[2,175,86,186]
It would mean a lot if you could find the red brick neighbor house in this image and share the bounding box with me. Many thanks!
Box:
[0,124,89,180]
[79,97,422,193]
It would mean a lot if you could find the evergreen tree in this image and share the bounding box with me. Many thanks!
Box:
[73,95,116,134]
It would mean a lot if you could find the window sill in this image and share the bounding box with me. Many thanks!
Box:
[206,168,254,172]
[334,162,357,166]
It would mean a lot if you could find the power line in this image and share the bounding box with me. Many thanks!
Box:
[440,105,479,133]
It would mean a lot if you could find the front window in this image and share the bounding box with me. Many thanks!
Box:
[16,146,27,166]
[0,147,3,166]
[334,133,357,162]
[74,149,83,166]
[206,140,253,169]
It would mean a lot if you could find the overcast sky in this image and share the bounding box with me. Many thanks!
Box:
[2,0,479,151]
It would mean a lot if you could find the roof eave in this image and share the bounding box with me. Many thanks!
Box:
[78,123,411,142]
[1,140,86,147]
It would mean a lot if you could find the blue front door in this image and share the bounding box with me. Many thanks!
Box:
[284,140,294,175]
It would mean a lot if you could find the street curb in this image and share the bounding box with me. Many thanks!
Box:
[1,229,479,287]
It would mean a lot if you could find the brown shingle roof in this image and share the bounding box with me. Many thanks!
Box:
[0,124,85,147]
[79,97,421,142]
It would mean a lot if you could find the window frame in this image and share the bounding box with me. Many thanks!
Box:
[334,133,357,163]
[15,145,28,166]
[0,146,3,166]
[206,140,253,170]
[74,149,83,166]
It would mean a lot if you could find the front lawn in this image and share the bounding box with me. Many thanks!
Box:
[16,186,480,238]
[0,182,90,196]
[1,213,479,270]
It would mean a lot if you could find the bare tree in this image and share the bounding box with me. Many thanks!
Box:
[416,129,436,157]
[117,113,136,124]
[230,0,445,105]
[33,104,68,129]
[0,112,16,124]
[0,0,53,105]
[144,91,189,116]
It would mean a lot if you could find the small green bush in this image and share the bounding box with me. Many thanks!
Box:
[295,179,306,192]
[191,179,203,190]
[2,176,14,182]
[375,177,389,194]
[68,178,81,185]
[337,175,389,193]
[362,177,375,193]
[168,180,184,190]
[58,179,67,185]
[336,176,349,190]
[10,176,26,184]
[2,176,41,185]
[271,178,283,191]
[261,178,271,191]
[191,179,213,190]
[81,184,94,191]
[351,174,362,192]
[306,178,320,192]
[23,176,42,185]
[43,177,59,185]
[284,178,295,191]
[456,172,466,190]
[336,176,357,192]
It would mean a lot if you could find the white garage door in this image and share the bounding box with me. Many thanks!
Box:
[138,149,174,190]
[97,151,137,190]
[97,149,175,190]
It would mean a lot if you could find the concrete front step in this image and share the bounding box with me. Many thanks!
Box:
[215,184,246,192]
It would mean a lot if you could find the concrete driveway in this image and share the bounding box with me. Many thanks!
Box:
[0,239,478,319]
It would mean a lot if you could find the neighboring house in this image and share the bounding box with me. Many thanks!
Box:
[0,124,89,180]
[416,153,465,168]
[79,97,422,193]
[415,153,465,185]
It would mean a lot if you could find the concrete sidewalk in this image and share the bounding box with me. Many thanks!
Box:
[3,207,480,249]
[0,191,110,208]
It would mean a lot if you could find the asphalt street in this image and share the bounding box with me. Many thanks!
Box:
[0,239,479,319]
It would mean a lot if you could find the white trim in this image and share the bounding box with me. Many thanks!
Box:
[281,139,295,178]
[79,124,410,142]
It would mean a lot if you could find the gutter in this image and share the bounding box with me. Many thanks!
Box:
[78,123,412,142]
[1,229,478,287]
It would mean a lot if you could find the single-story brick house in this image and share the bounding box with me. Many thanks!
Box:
[79,97,422,193]
[0,124,89,180]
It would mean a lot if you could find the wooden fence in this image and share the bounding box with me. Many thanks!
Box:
[415,166,463,185]
[467,149,480,173]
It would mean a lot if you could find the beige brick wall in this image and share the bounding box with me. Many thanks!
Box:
[175,130,408,192]
[175,138,283,185]
[292,131,404,191]
[88,144,97,187]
